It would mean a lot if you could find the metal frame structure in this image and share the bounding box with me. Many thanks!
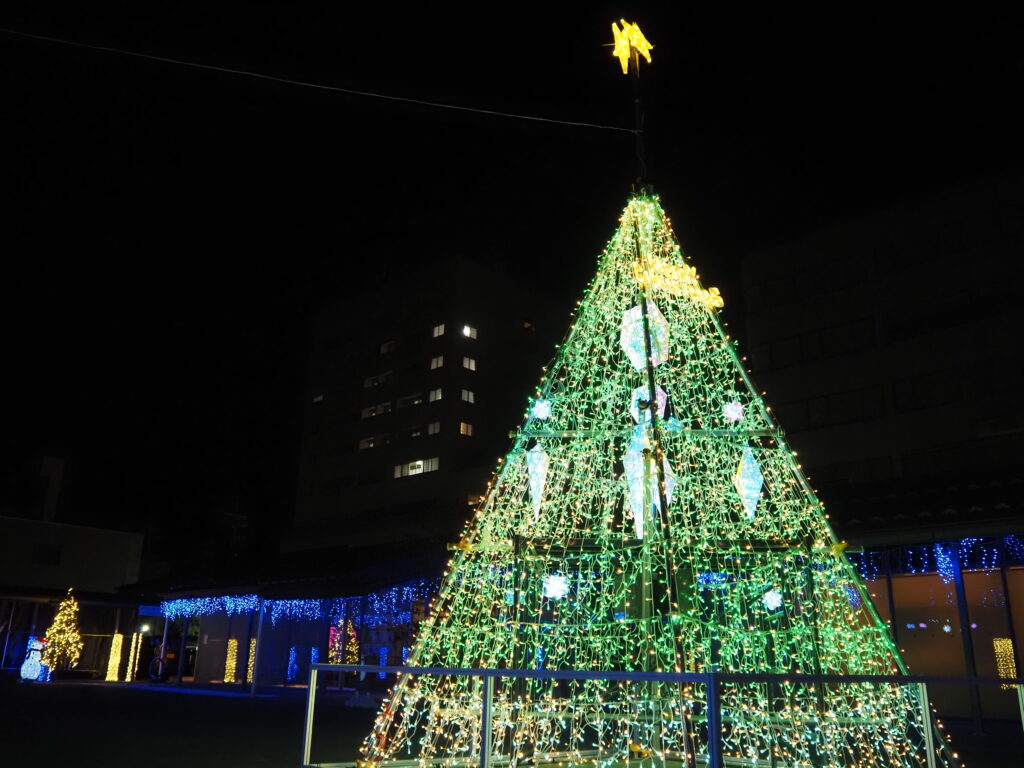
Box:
[302,663,1024,768]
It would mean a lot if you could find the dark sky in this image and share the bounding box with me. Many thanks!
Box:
[3,5,1022,565]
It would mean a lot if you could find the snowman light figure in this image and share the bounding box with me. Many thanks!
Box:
[20,636,48,681]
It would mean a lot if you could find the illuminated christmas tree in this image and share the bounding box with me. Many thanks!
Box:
[42,588,84,672]
[328,619,361,665]
[345,620,360,665]
[360,193,955,768]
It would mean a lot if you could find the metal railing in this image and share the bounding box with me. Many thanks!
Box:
[302,663,1024,768]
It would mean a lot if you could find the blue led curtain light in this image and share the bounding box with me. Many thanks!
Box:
[159,537,1024,625]
[847,536,1022,581]
[286,646,299,682]
[934,543,956,584]
[161,594,260,620]
[159,580,439,625]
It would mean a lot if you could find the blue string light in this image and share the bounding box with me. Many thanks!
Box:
[160,594,260,620]
[269,599,324,626]
[903,546,934,575]
[697,572,729,588]
[846,535,1024,582]
[959,537,1000,570]
[1004,535,1024,562]
[934,543,956,584]
[159,579,440,625]
[843,584,862,610]
[846,551,880,582]
[286,646,299,682]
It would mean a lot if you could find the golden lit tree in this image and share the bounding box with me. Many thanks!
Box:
[345,619,360,664]
[42,588,84,671]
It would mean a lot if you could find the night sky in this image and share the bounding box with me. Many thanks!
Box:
[4,6,1022,571]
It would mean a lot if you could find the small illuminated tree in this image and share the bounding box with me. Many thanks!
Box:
[328,622,344,665]
[42,588,84,671]
[345,619,360,665]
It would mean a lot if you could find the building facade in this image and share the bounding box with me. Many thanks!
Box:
[741,173,1024,543]
[288,257,563,551]
[740,173,1024,720]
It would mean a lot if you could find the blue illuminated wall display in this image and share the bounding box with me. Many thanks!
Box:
[847,535,1023,581]
[159,579,437,625]
[287,646,299,682]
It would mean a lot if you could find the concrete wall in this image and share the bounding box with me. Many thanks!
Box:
[0,516,143,593]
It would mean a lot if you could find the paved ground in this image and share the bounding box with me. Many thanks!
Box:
[1,675,1021,767]
[0,676,375,767]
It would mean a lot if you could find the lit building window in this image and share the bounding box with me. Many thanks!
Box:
[429,388,443,402]
[379,340,396,354]
[462,325,477,339]
[430,355,444,370]
[312,394,324,403]
[461,389,475,403]
[393,457,440,478]
[432,323,445,338]
[361,401,393,418]
[459,422,474,436]
[427,422,440,435]
[398,393,425,409]
[462,357,476,371]
[359,435,389,450]
[364,371,393,388]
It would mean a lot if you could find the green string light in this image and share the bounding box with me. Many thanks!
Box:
[360,194,954,768]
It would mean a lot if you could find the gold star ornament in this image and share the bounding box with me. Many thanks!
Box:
[611,20,653,75]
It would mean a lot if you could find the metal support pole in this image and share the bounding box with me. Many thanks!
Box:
[250,599,265,696]
[175,616,190,684]
[302,665,319,767]
[1017,684,1024,736]
[885,567,899,644]
[999,565,1024,691]
[705,672,722,768]
[949,544,984,733]
[917,683,938,768]
[242,606,255,689]
[0,601,16,669]
[158,615,170,678]
[479,674,494,768]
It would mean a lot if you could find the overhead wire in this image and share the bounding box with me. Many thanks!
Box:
[0,27,637,134]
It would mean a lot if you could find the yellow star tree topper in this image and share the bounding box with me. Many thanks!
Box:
[611,19,653,74]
